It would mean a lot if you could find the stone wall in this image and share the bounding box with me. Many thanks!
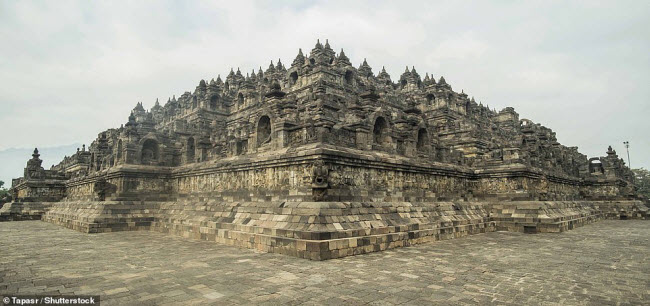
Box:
[64,166,174,202]
[14,198,643,260]
[173,162,314,202]
[12,181,66,202]
[44,145,634,205]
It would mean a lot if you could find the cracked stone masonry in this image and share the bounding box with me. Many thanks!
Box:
[1,40,648,260]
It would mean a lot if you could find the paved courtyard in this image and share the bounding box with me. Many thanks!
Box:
[0,220,648,305]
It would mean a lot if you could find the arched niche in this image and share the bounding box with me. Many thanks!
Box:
[290,71,298,85]
[426,93,435,104]
[141,139,159,164]
[588,158,604,174]
[373,116,390,146]
[186,137,195,163]
[417,128,429,152]
[344,70,354,85]
[238,93,244,105]
[115,140,123,163]
[257,115,272,147]
[209,95,219,110]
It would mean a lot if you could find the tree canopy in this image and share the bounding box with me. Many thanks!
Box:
[632,168,650,199]
[0,180,9,204]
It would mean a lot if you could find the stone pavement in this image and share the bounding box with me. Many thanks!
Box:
[1,221,648,305]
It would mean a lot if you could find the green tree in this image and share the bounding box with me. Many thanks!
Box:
[632,168,650,199]
[0,180,10,204]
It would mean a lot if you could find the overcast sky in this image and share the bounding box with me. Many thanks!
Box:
[1,1,648,174]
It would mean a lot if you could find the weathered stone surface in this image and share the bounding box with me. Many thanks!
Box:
[2,40,647,259]
[1,220,648,305]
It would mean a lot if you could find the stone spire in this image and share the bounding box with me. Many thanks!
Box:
[607,145,617,156]
[323,39,335,59]
[292,48,305,67]
[276,58,286,72]
[133,102,145,112]
[25,147,44,178]
[437,76,451,89]
[377,66,392,84]
[243,73,255,89]
[257,67,264,79]
[423,73,432,86]
[337,49,351,66]
[324,39,332,51]
[358,58,373,77]
[311,39,323,55]
[310,39,333,66]
[152,98,162,112]
[266,60,276,74]
[459,90,468,101]
[226,68,235,85]
[126,112,137,127]
[410,66,420,79]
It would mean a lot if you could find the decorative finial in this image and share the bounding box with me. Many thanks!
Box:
[324,39,332,50]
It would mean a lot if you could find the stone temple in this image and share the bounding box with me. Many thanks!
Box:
[2,40,647,260]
